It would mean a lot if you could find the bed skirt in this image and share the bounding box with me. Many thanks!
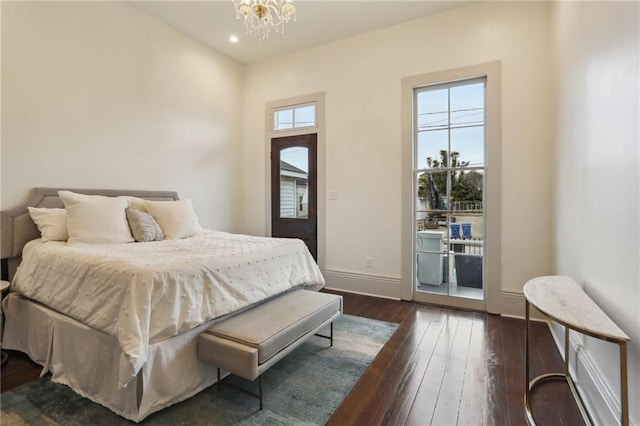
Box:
[2,293,220,422]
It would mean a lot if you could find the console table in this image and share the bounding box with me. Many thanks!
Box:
[524,276,629,426]
[1,280,9,365]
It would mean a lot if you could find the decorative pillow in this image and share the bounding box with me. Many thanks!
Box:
[27,207,68,242]
[144,199,203,239]
[126,208,164,242]
[59,192,134,245]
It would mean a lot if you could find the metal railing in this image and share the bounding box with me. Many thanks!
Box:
[448,238,483,256]
[450,200,483,211]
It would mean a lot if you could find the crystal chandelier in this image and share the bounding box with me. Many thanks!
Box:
[233,0,296,40]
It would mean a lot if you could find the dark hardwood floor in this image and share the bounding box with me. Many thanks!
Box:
[324,291,582,426]
[1,291,582,425]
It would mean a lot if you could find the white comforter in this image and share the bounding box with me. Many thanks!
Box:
[12,231,325,388]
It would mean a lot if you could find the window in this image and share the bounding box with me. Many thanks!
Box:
[273,103,316,131]
[401,62,501,311]
[414,78,486,301]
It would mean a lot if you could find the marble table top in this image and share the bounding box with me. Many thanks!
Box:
[524,276,629,343]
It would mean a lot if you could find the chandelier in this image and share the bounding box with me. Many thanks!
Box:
[232,0,296,40]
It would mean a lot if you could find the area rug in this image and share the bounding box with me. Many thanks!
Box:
[1,314,397,425]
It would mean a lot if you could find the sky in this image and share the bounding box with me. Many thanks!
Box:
[416,81,485,170]
[281,147,309,172]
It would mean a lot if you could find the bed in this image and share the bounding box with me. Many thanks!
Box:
[0,188,325,422]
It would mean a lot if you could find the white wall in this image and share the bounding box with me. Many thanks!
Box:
[1,2,244,231]
[551,1,639,423]
[242,2,553,304]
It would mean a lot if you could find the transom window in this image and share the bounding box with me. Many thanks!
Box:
[273,103,316,131]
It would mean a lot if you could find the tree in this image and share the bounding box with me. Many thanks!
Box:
[418,150,482,207]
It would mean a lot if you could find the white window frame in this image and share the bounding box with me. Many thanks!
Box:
[401,62,502,313]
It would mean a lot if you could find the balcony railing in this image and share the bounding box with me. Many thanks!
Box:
[450,200,483,211]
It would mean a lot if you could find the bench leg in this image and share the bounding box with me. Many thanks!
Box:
[315,322,334,346]
[216,370,264,411]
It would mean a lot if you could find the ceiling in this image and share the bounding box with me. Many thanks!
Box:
[130,1,470,65]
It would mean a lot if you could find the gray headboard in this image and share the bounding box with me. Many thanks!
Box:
[1,188,179,280]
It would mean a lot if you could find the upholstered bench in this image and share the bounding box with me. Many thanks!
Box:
[197,289,343,409]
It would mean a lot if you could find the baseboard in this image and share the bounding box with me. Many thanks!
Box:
[500,289,546,320]
[549,323,636,426]
[325,279,546,319]
[323,269,402,300]
[500,290,526,318]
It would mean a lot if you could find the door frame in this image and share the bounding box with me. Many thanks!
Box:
[401,62,502,313]
[265,92,326,270]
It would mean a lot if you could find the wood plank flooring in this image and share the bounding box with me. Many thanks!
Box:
[1,290,582,425]
[324,291,582,426]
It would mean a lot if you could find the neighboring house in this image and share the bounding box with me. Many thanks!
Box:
[280,161,308,219]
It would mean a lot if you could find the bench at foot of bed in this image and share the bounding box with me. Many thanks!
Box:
[197,289,343,409]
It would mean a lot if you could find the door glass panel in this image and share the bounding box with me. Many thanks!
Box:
[416,129,448,170]
[280,147,309,219]
[450,126,485,167]
[417,170,448,228]
[450,169,484,219]
[417,88,449,131]
[450,82,484,128]
[415,79,485,302]
[449,171,483,295]
[416,241,446,289]
[416,170,450,294]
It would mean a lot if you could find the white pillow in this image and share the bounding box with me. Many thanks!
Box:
[120,196,149,213]
[58,191,148,211]
[144,199,203,239]
[58,191,100,207]
[27,207,68,242]
[59,191,134,245]
[58,190,109,206]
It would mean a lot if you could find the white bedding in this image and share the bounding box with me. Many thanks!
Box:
[12,230,325,389]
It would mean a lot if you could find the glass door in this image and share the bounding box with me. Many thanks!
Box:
[414,78,486,309]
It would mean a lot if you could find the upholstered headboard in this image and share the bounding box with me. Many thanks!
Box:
[1,188,179,280]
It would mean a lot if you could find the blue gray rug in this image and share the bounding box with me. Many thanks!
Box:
[1,314,397,425]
